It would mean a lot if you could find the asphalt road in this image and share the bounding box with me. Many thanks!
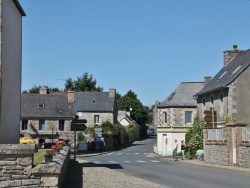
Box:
[78,135,250,188]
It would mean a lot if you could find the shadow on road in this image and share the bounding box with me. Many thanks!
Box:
[63,159,123,188]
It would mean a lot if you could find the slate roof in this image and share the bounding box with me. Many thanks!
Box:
[197,49,250,95]
[158,82,204,108]
[21,94,76,119]
[74,92,115,112]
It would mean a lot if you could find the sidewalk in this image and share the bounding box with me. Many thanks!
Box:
[64,151,250,188]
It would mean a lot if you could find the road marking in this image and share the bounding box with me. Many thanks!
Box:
[109,161,117,163]
[150,160,160,163]
[93,161,102,164]
[144,153,148,155]
[124,161,131,163]
[107,153,114,155]
[137,160,146,163]
[116,153,123,155]
[134,153,139,155]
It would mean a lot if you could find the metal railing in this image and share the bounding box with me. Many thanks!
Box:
[207,128,227,142]
[242,127,250,143]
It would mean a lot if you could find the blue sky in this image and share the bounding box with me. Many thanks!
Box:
[19,0,250,107]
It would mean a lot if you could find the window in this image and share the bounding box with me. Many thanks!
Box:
[163,112,167,123]
[37,102,45,109]
[22,120,28,130]
[202,98,206,106]
[39,120,45,130]
[94,115,100,124]
[185,111,192,124]
[211,97,214,104]
[217,71,227,80]
[59,120,65,131]
[220,94,224,102]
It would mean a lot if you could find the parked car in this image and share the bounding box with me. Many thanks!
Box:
[147,128,155,135]
[20,137,35,144]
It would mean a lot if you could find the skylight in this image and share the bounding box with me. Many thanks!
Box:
[231,65,242,75]
[37,102,45,109]
[217,71,227,80]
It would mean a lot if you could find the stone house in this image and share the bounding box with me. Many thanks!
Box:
[75,88,118,127]
[155,82,204,156]
[118,110,141,142]
[20,88,77,146]
[0,0,26,144]
[196,47,250,125]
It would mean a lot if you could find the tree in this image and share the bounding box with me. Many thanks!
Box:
[185,116,205,156]
[117,90,149,126]
[22,85,61,94]
[64,72,103,92]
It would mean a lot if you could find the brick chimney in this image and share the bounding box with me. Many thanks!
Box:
[39,87,48,94]
[204,76,212,85]
[109,88,116,98]
[67,90,75,103]
[224,45,244,67]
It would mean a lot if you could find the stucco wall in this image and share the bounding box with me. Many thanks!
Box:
[0,0,23,143]
[235,68,250,124]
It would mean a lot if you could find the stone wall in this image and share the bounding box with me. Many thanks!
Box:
[204,143,227,165]
[239,145,250,168]
[0,144,70,188]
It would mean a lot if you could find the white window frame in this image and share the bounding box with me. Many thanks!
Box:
[94,115,100,124]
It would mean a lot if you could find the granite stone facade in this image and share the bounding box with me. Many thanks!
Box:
[0,144,70,188]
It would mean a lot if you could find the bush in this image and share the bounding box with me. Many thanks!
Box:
[186,116,205,156]
[101,120,119,136]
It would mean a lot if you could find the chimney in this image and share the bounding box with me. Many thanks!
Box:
[204,76,212,85]
[67,90,75,103]
[39,87,48,94]
[109,88,116,98]
[224,45,244,67]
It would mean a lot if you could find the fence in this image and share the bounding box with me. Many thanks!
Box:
[207,128,227,142]
[242,127,250,143]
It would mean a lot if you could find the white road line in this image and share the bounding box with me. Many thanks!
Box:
[116,153,123,155]
[93,161,102,164]
[137,160,146,163]
[144,153,148,155]
[124,161,132,163]
[107,153,114,155]
[109,161,117,163]
[134,153,139,155]
[150,160,160,163]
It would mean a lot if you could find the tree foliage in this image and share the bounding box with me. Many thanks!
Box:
[186,116,205,156]
[65,72,103,92]
[22,85,60,94]
[101,120,119,136]
[117,90,149,125]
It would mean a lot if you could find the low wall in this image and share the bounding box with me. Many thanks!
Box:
[239,144,250,168]
[0,144,70,188]
[204,143,227,165]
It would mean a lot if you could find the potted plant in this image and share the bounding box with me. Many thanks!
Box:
[44,149,55,162]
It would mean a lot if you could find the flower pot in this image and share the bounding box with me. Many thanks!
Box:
[44,155,53,162]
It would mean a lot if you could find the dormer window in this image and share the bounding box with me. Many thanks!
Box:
[229,65,242,76]
[37,102,45,109]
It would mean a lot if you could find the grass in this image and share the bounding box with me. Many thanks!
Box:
[34,149,46,165]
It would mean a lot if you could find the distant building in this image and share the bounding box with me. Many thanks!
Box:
[156,82,204,155]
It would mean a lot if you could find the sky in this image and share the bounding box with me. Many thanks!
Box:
[19,0,250,107]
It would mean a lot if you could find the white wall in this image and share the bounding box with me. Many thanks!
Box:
[157,132,186,156]
[0,0,23,143]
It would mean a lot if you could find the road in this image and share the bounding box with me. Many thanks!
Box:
[78,135,250,188]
